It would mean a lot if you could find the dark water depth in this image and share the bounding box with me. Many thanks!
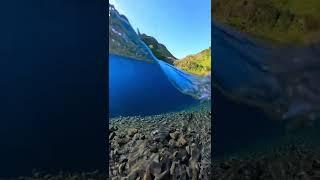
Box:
[212,22,284,158]
[0,1,106,177]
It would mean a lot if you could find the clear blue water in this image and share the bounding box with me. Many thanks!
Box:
[109,54,200,118]
[109,3,211,118]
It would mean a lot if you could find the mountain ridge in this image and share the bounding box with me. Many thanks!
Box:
[109,4,153,61]
[139,33,177,64]
[109,4,211,77]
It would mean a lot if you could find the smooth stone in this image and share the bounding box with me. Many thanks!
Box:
[169,132,179,140]
[151,130,159,135]
[152,153,160,163]
[186,146,190,155]
[132,133,140,141]
[177,136,188,147]
[128,128,138,137]
[120,155,128,163]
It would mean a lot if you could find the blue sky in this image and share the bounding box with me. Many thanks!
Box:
[109,0,211,59]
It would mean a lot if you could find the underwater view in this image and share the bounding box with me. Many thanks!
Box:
[109,1,211,179]
[212,0,320,178]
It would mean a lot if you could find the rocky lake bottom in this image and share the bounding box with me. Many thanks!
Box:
[6,119,320,179]
[213,143,320,180]
[213,125,320,180]
[109,108,211,180]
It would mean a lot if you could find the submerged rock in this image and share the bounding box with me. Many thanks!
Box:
[128,128,138,137]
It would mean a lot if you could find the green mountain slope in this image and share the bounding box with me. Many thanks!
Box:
[212,0,320,45]
[174,48,211,76]
[109,4,153,61]
[139,33,177,64]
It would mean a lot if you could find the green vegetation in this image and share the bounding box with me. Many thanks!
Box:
[140,33,211,76]
[139,33,177,64]
[212,0,320,45]
[174,48,211,76]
